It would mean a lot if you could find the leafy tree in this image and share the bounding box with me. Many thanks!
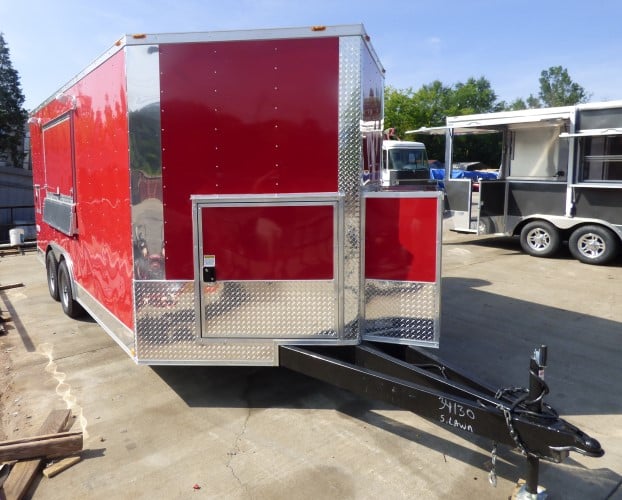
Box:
[384,77,502,163]
[384,86,419,137]
[526,94,542,109]
[0,32,27,168]
[383,68,591,166]
[449,77,501,115]
[538,66,590,107]
[501,67,588,110]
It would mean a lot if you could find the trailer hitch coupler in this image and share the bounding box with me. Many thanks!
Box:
[533,345,547,372]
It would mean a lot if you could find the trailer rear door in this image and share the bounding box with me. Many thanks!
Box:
[193,194,342,340]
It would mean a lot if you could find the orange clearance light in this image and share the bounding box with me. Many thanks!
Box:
[311,26,326,32]
[132,33,147,39]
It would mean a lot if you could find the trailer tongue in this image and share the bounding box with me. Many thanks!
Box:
[280,343,603,496]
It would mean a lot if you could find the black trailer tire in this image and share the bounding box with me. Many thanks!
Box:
[519,221,561,258]
[46,251,60,301]
[569,225,620,265]
[58,261,84,318]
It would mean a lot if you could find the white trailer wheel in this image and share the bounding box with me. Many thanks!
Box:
[569,225,620,265]
[519,221,561,258]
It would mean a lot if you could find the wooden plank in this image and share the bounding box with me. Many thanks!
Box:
[2,409,72,500]
[0,284,23,291]
[0,431,83,462]
[42,456,81,478]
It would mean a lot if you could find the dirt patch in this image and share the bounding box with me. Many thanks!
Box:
[0,333,15,441]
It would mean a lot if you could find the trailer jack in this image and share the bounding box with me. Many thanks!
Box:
[279,343,603,497]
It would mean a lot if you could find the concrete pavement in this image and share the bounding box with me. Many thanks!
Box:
[0,231,620,499]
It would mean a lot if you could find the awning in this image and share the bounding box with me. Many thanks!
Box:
[560,128,622,138]
[406,126,499,136]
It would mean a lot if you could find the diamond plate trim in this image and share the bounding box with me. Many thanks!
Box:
[201,281,337,338]
[43,197,77,236]
[339,36,363,340]
[364,281,439,345]
[135,281,276,364]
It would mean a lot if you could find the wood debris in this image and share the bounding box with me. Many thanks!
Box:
[1,409,83,500]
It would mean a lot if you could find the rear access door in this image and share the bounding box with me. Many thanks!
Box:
[193,194,343,341]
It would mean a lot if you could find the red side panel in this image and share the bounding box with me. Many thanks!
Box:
[31,50,134,329]
[365,197,438,283]
[201,205,334,281]
[159,37,340,279]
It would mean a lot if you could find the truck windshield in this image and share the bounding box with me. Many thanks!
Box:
[388,149,428,171]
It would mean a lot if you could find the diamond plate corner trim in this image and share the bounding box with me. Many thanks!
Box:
[339,35,363,341]
[134,281,284,364]
[364,280,439,346]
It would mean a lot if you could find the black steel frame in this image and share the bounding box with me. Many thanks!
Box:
[279,342,603,494]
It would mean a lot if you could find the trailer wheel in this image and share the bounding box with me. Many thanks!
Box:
[519,221,561,258]
[58,261,84,318]
[569,225,620,265]
[46,251,60,301]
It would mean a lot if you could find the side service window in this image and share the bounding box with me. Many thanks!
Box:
[579,135,622,182]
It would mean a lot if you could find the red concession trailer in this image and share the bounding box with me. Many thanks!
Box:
[30,25,603,495]
[30,25,442,366]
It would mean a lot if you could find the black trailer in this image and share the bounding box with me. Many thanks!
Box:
[415,100,622,265]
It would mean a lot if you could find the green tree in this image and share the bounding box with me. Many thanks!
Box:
[449,77,501,115]
[538,66,589,107]
[384,86,419,137]
[0,32,27,168]
[384,77,502,163]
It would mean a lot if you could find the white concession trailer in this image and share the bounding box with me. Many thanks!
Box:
[425,100,622,264]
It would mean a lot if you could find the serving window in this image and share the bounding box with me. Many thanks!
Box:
[578,134,622,182]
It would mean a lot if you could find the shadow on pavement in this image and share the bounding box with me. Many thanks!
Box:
[151,271,622,498]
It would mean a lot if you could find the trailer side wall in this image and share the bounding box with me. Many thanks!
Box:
[31,50,134,330]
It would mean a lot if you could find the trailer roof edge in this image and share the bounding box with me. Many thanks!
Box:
[30,24,375,115]
[444,99,622,128]
[122,24,369,46]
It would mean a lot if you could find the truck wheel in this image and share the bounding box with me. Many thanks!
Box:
[569,225,620,265]
[58,261,84,318]
[46,251,60,301]
[519,221,561,258]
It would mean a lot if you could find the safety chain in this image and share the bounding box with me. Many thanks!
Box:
[502,407,534,458]
[494,387,542,459]
[488,442,498,487]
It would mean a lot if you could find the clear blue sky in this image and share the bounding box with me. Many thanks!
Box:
[2,0,622,111]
